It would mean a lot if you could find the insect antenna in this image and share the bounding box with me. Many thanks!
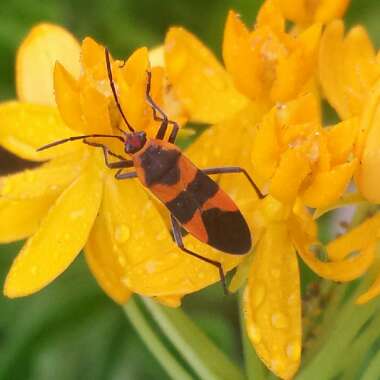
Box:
[104,48,135,133]
[37,134,124,152]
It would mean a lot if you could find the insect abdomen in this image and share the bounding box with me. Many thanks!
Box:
[135,140,252,255]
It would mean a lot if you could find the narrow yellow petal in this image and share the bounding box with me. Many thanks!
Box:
[296,242,374,282]
[165,27,247,124]
[319,20,349,119]
[85,205,132,304]
[270,147,311,204]
[301,159,357,209]
[357,266,380,304]
[256,0,285,34]
[314,0,350,23]
[0,195,56,243]
[0,102,79,161]
[54,62,86,132]
[244,223,301,380]
[17,23,80,105]
[103,176,242,296]
[327,213,380,261]
[325,118,358,165]
[0,152,84,200]
[4,161,103,298]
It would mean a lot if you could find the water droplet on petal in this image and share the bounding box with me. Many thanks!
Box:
[288,293,297,305]
[118,255,126,267]
[115,225,130,243]
[286,341,301,361]
[247,323,261,343]
[30,265,37,275]
[70,209,85,219]
[145,260,157,274]
[252,283,266,308]
[271,312,288,329]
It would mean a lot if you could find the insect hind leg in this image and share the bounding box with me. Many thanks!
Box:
[170,214,229,295]
[202,166,264,199]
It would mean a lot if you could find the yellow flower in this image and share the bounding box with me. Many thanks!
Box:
[242,195,373,379]
[251,92,358,208]
[165,0,321,121]
[275,0,350,27]
[0,23,242,305]
[319,20,380,120]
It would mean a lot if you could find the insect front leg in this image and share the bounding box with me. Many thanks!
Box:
[170,214,229,295]
[83,139,133,169]
[115,169,137,180]
[145,71,179,143]
[202,166,264,199]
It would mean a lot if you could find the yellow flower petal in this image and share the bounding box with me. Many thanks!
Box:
[244,223,301,380]
[314,0,350,24]
[325,118,358,165]
[0,152,84,200]
[270,147,311,204]
[54,62,85,132]
[85,202,131,304]
[357,263,380,304]
[327,213,380,261]
[356,79,380,202]
[296,241,374,282]
[251,110,280,190]
[301,159,357,208]
[0,195,56,243]
[165,27,247,124]
[102,175,242,296]
[4,160,103,297]
[223,10,263,101]
[17,23,80,105]
[0,102,79,161]
[271,23,321,102]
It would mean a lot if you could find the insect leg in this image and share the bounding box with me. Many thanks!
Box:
[83,139,133,169]
[145,71,180,143]
[115,169,137,180]
[170,214,229,295]
[203,166,264,199]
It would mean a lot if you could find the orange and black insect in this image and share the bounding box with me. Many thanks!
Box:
[38,49,264,294]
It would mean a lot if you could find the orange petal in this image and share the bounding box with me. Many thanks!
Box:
[85,203,132,304]
[327,213,380,261]
[256,0,285,34]
[17,23,80,105]
[301,159,357,209]
[244,223,301,379]
[165,27,247,124]
[0,102,79,161]
[4,160,103,298]
[314,0,350,23]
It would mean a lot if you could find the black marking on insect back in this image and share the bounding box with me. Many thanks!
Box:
[202,208,251,254]
[187,170,219,205]
[140,144,181,186]
[166,191,198,224]
[166,170,219,224]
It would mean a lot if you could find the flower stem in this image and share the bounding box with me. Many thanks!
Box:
[123,298,193,380]
[141,297,246,380]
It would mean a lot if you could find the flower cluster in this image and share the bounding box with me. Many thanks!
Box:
[1,0,380,378]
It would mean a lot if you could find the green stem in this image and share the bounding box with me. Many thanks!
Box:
[142,297,246,380]
[123,298,193,380]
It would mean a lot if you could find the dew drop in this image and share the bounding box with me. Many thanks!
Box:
[118,255,127,267]
[271,312,288,329]
[30,265,37,275]
[197,271,205,279]
[252,284,266,308]
[145,260,157,274]
[287,293,297,305]
[122,276,131,287]
[70,209,85,219]
[286,341,301,361]
[156,230,166,241]
[115,225,130,243]
[247,323,261,343]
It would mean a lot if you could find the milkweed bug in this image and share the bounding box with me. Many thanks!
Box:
[38,48,264,294]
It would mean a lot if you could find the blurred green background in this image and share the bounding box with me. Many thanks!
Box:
[0,0,379,379]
